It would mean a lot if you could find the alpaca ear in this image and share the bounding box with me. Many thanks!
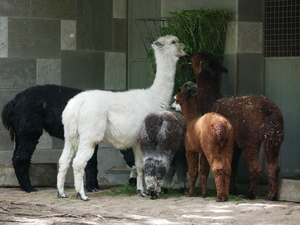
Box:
[221,66,229,73]
[183,89,193,100]
[192,92,199,99]
[153,41,164,47]
[208,67,218,77]
[179,86,186,92]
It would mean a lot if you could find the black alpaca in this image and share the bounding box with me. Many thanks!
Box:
[2,84,132,192]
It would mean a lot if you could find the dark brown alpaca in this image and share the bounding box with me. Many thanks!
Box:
[174,89,234,202]
[191,52,284,201]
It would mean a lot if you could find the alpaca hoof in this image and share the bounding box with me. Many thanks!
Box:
[229,187,237,196]
[150,194,158,200]
[129,178,137,186]
[179,188,186,194]
[268,195,277,201]
[86,182,99,192]
[150,191,158,199]
[76,193,90,201]
[137,190,146,197]
[90,188,99,192]
[87,187,99,192]
[57,192,67,198]
[163,188,169,194]
[22,187,38,193]
[216,197,228,202]
[246,192,256,200]
[186,193,193,197]
[202,194,207,198]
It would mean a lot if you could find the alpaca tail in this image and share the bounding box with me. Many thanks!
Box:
[214,120,232,148]
[62,99,83,139]
[143,115,163,148]
[1,98,16,141]
[259,104,284,161]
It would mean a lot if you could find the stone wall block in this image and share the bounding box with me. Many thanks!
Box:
[0,58,36,89]
[113,0,126,19]
[61,50,105,90]
[105,52,126,90]
[0,124,14,151]
[36,132,52,150]
[224,21,237,55]
[61,20,76,50]
[37,59,61,85]
[237,53,264,95]
[237,22,263,54]
[113,18,127,52]
[0,0,30,17]
[77,0,113,51]
[0,17,8,57]
[31,0,76,20]
[238,0,264,22]
[8,18,60,59]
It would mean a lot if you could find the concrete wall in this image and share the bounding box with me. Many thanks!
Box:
[0,0,129,187]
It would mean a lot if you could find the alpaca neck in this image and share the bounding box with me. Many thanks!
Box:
[181,101,199,124]
[196,72,222,114]
[150,54,178,108]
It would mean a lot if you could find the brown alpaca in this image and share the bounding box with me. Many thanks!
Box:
[174,89,234,202]
[191,52,284,201]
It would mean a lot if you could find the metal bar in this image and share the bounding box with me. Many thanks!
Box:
[135,19,149,53]
[144,19,154,43]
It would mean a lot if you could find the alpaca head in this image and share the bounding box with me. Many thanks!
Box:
[190,52,228,78]
[172,89,198,113]
[172,82,197,112]
[143,157,168,199]
[171,95,182,111]
[151,35,186,60]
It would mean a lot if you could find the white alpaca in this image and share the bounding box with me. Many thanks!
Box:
[57,35,186,200]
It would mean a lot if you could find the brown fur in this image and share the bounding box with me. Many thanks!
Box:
[191,52,284,200]
[176,90,234,202]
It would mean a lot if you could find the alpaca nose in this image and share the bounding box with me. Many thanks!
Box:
[150,191,158,199]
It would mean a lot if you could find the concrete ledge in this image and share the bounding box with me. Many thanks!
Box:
[278,178,300,202]
[0,164,57,187]
[105,168,131,185]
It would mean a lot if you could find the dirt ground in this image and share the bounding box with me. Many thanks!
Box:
[0,186,300,225]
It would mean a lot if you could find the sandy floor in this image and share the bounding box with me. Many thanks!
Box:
[0,186,300,225]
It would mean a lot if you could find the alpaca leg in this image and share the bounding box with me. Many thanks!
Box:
[133,145,146,196]
[12,136,40,193]
[186,151,199,197]
[57,140,75,198]
[85,145,99,192]
[222,157,233,202]
[199,154,210,198]
[211,161,224,201]
[243,148,263,200]
[175,161,188,194]
[174,147,188,194]
[162,163,175,194]
[262,148,280,201]
[120,148,137,185]
[73,141,96,201]
[230,147,242,195]
[129,166,137,186]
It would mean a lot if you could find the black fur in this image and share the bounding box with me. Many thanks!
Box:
[1,84,100,192]
[120,149,135,168]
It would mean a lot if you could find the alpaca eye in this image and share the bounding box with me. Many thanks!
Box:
[176,100,180,103]
[171,40,176,44]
